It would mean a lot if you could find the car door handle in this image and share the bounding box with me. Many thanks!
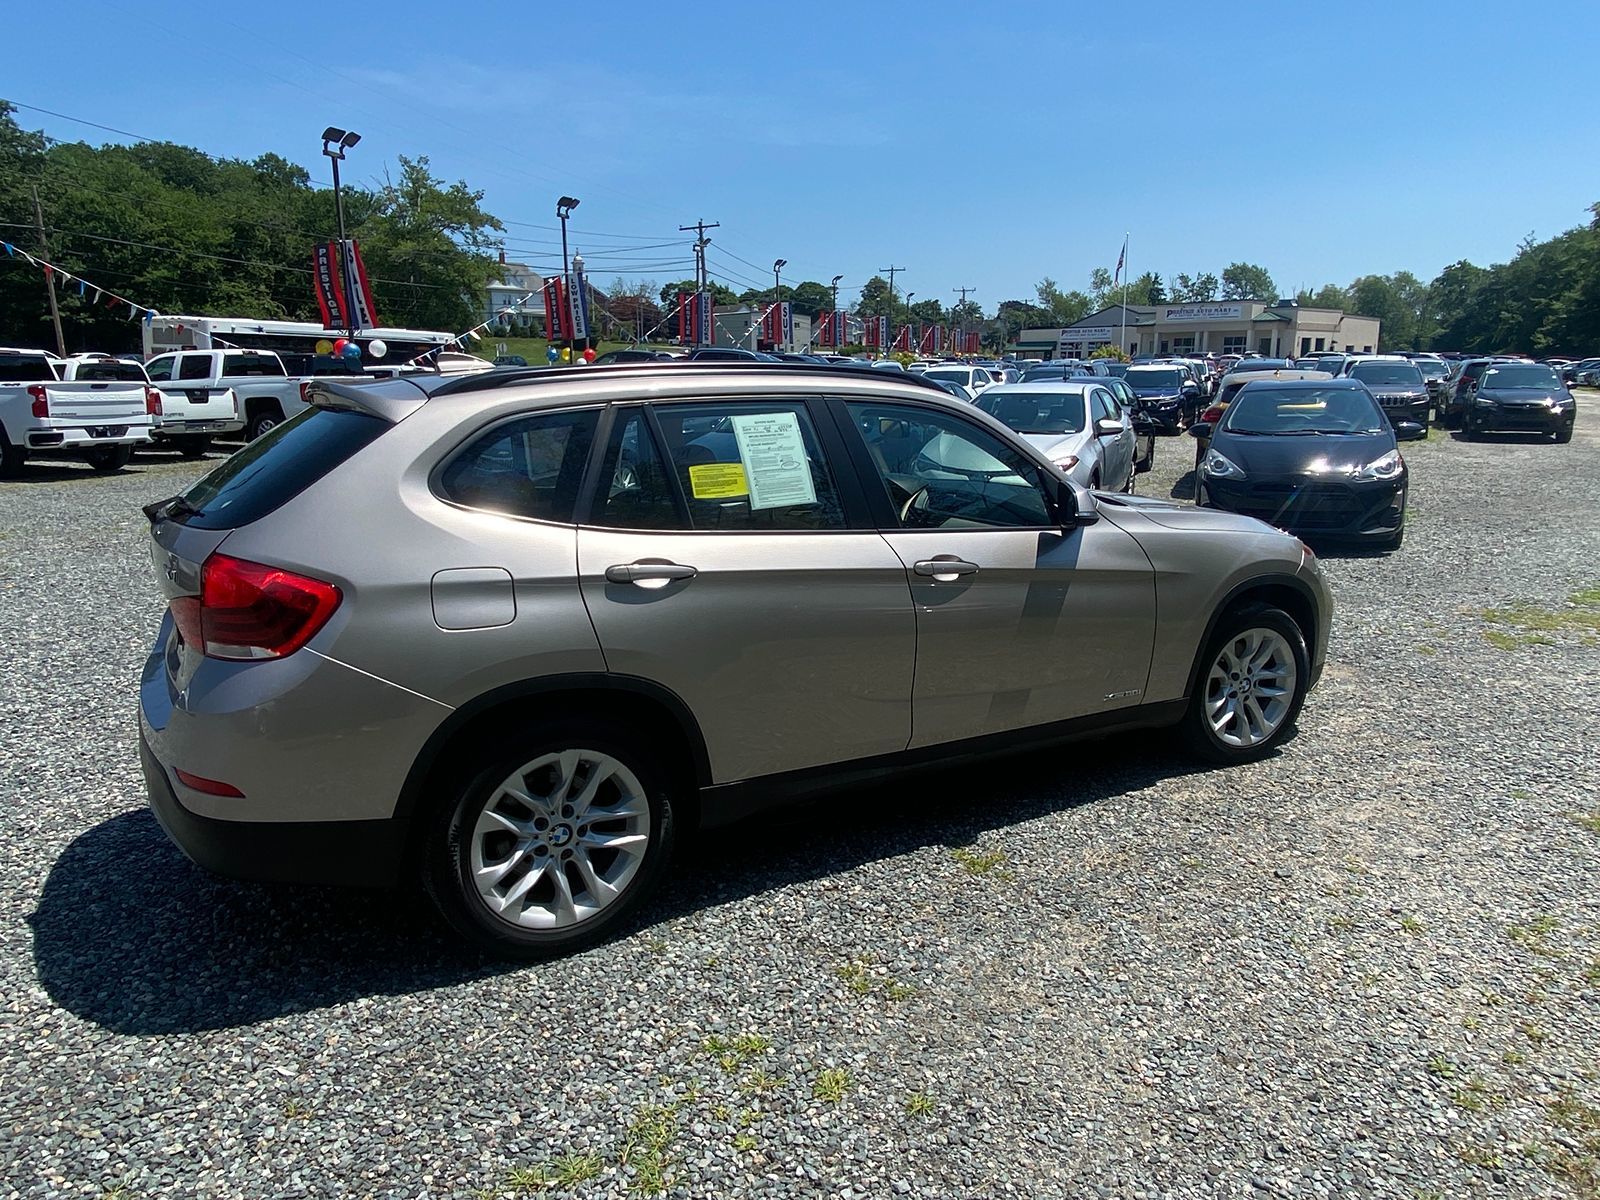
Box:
[913,558,979,579]
[605,561,698,585]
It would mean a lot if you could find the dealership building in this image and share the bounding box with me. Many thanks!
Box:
[1017,300,1381,360]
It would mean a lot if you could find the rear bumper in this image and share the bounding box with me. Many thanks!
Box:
[25,424,151,448]
[140,731,408,887]
[153,417,244,436]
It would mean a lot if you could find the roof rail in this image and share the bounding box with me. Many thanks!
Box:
[428,360,951,397]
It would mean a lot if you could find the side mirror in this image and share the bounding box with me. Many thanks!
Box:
[1188,422,1213,439]
[1094,417,1122,438]
[1055,477,1100,526]
[1395,420,1425,440]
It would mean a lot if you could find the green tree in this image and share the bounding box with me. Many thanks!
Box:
[1295,283,1351,310]
[856,275,895,316]
[1221,262,1276,300]
[1145,273,1167,305]
[1035,277,1092,326]
[658,279,738,307]
[787,280,832,318]
[1172,272,1219,302]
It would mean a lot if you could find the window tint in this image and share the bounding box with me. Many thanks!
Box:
[589,410,686,530]
[178,408,389,530]
[1482,365,1560,389]
[437,409,599,522]
[222,353,287,378]
[1090,389,1117,421]
[178,355,212,381]
[0,354,58,382]
[649,401,844,531]
[846,402,1054,529]
[144,356,174,382]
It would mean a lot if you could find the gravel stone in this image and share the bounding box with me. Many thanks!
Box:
[1,415,1598,1198]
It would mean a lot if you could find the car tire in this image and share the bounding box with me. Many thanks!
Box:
[0,429,24,479]
[246,408,284,441]
[1180,604,1310,765]
[423,721,676,960]
[83,445,133,473]
[173,434,213,460]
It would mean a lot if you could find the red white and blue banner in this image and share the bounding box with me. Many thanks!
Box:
[313,242,346,330]
[893,325,912,353]
[677,291,712,344]
[313,240,381,330]
[545,277,569,344]
[567,268,591,342]
[343,240,381,329]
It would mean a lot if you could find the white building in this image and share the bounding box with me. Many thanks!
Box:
[485,252,542,328]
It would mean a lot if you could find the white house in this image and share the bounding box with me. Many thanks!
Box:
[485,251,542,329]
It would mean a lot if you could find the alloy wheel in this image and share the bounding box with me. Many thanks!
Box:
[1203,628,1298,748]
[469,749,651,930]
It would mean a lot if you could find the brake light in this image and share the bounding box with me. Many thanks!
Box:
[189,553,341,660]
[299,381,313,402]
[27,384,47,418]
[1201,405,1225,424]
[145,387,163,416]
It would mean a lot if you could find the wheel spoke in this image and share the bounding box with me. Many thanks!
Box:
[548,863,578,923]
[580,829,648,854]
[569,759,616,815]
[573,855,621,905]
[475,842,530,887]
[495,855,550,913]
[501,784,552,819]
[549,750,582,802]
[480,806,530,836]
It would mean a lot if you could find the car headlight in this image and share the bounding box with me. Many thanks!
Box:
[1201,448,1245,479]
[1474,396,1497,407]
[1355,448,1404,481]
[1053,454,1079,472]
[1551,395,1573,408]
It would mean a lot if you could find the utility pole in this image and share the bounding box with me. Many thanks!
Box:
[32,186,65,356]
[679,219,719,346]
[880,264,904,320]
[953,286,975,358]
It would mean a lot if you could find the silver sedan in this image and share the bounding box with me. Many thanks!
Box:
[975,380,1138,491]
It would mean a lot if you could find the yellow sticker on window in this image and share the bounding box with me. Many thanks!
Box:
[688,462,749,499]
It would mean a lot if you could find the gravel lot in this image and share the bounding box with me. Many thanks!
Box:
[3,406,1599,1200]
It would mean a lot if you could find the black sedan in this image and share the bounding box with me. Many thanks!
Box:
[1464,362,1576,442]
[1190,378,1413,550]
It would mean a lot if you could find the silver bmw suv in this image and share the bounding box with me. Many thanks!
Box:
[138,364,1330,958]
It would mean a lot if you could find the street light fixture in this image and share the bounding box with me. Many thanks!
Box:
[773,259,787,350]
[556,195,581,283]
[320,127,362,340]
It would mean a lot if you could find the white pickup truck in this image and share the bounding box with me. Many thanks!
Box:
[142,349,273,450]
[58,355,234,460]
[0,348,154,477]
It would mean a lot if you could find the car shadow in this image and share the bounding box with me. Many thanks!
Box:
[31,730,1227,1034]
[1169,468,1198,501]
[0,461,153,484]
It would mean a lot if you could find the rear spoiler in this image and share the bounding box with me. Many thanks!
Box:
[303,376,436,424]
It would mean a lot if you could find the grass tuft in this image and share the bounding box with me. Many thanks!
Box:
[950,846,1010,876]
[813,1068,851,1104]
[905,1091,935,1117]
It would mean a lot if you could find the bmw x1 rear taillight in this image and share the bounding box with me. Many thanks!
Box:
[180,553,341,660]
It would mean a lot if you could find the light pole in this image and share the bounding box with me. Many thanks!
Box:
[555,197,580,350]
[830,275,843,349]
[773,258,787,351]
[904,292,915,353]
[321,126,361,340]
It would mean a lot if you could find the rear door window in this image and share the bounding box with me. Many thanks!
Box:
[144,356,175,382]
[436,409,600,523]
[177,355,211,381]
[222,353,287,377]
[647,400,845,531]
[177,407,390,530]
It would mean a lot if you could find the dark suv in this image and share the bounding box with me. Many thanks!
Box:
[1342,358,1430,436]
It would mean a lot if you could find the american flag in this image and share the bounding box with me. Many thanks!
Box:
[1114,236,1128,285]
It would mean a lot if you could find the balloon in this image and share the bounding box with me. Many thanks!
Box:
[314,339,333,355]
[560,347,572,362]
[582,347,596,363]
[341,342,362,360]
[546,347,560,363]
[367,339,387,359]
[331,338,348,356]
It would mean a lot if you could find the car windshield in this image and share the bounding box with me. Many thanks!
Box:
[1482,365,1561,389]
[1125,367,1184,388]
[924,369,969,383]
[1349,362,1424,386]
[1223,387,1386,435]
[1415,361,1447,378]
[976,390,1087,434]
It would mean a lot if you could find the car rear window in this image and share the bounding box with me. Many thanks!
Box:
[0,354,59,381]
[1349,362,1424,386]
[175,407,388,529]
[222,353,287,377]
[72,361,148,382]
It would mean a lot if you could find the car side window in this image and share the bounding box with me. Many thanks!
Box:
[1090,389,1116,421]
[178,355,211,381]
[436,408,600,523]
[649,400,845,531]
[144,356,174,382]
[844,401,1055,530]
[588,409,688,530]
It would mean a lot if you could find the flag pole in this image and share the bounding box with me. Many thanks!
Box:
[1119,233,1129,356]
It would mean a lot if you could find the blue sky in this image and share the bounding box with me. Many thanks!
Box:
[7,0,1599,313]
